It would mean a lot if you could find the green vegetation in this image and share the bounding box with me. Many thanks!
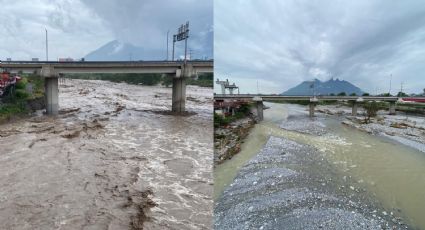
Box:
[269,100,337,106]
[397,91,408,97]
[362,93,370,96]
[214,103,252,128]
[65,73,163,86]
[349,93,357,96]
[337,92,346,96]
[363,101,379,123]
[0,101,27,121]
[187,73,213,87]
[65,72,213,88]
[381,93,392,97]
[0,75,45,122]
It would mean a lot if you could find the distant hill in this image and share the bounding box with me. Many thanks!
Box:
[84,40,163,61]
[84,30,213,61]
[281,78,364,96]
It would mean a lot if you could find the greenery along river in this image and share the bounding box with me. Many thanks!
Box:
[214,102,425,229]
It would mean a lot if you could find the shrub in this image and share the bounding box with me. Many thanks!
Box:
[15,77,28,90]
[15,89,29,99]
[363,101,378,123]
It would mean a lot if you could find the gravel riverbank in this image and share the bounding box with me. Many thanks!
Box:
[215,104,412,229]
[316,104,425,153]
[215,135,407,229]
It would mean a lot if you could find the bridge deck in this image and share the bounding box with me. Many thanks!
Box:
[0,61,213,74]
[214,94,399,102]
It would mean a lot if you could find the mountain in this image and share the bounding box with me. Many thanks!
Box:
[281,78,364,96]
[84,30,213,61]
[84,40,164,61]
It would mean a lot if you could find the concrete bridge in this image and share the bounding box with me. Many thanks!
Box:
[214,94,399,120]
[0,61,213,115]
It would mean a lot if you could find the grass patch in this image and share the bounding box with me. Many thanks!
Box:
[0,101,27,122]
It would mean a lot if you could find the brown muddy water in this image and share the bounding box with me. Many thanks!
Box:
[0,79,213,230]
[214,102,425,229]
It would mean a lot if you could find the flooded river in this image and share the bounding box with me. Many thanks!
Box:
[0,79,213,230]
[215,102,425,229]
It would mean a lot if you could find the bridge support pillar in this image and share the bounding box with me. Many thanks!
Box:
[45,77,59,115]
[253,96,263,121]
[172,77,186,113]
[256,101,264,121]
[309,103,315,118]
[389,101,396,115]
[352,102,358,116]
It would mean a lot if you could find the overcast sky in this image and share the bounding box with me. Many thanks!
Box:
[214,0,425,94]
[0,0,212,61]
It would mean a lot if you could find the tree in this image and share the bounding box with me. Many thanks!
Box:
[337,92,346,96]
[329,93,335,96]
[397,91,407,97]
[362,93,370,96]
[363,101,378,123]
[349,93,357,96]
[162,75,173,88]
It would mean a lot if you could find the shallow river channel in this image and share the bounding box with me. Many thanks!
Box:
[214,102,425,229]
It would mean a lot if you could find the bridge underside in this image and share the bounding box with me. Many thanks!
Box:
[43,75,189,115]
[216,96,398,121]
[0,62,213,115]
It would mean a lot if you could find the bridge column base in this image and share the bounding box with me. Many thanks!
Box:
[172,77,186,113]
[309,103,315,118]
[352,102,358,116]
[389,102,396,115]
[256,101,264,121]
[45,77,59,115]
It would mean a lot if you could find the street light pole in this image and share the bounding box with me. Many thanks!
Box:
[45,29,48,61]
[172,35,176,61]
[166,30,169,60]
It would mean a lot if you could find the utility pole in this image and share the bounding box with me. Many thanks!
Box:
[389,74,392,95]
[45,28,48,61]
[189,49,194,60]
[400,82,404,94]
[172,35,176,61]
[166,30,169,60]
[184,21,189,64]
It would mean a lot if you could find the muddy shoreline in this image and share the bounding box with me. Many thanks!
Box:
[214,116,255,165]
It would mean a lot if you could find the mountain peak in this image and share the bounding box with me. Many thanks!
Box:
[281,78,364,96]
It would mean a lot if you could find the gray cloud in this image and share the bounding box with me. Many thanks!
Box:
[0,0,212,61]
[215,0,425,94]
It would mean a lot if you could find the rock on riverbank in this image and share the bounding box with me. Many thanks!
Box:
[214,117,255,165]
[315,104,425,153]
